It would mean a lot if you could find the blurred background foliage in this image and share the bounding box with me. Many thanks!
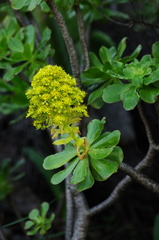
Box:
[1,0,159,239]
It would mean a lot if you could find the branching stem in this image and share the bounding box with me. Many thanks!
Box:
[46,0,81,87]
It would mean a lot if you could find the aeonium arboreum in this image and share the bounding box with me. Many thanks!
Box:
[26,65,124,191]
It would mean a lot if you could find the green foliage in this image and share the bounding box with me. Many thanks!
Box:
[0,158,25,200]
[82,37,142,109]
[83,38,159,111]
[0,14,54,81]
[24,202,55,236]
[43,118,123,191]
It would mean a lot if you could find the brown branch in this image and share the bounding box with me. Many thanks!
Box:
[75,5,90,71]
[46,0,81,87]
[137,103,154,144]
[119,162,159,196]
[98,7,133,27]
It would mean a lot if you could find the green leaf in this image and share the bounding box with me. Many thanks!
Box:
[82,67,109,80]
[36,45,52,60]
[6,18,19,38]
[23,43,32,59]
[3,64,26,81]
[86,118,106,146]
[140,86,159,103]
[92,130,121,148]
[29,209,39,221]
[99,46,111,63]
[25,25,35,52]
[152,41,159,59]
[43,147,77,170]
[70,158,88,184]
[10,0,27,9]
[107,70,127,79]
[91,166,105,181]
[89,97,104,109]
[123,88,140,110]
[117,37,127,58]
[8,37,24,52]
[123,66,135,79]
[55,0,75,10]
[88,83,106,105]
[132,76,143,87]
[88,147,113,159]
[0,62,11,69]
[28,0,42,11]
[106,146,124,164]
[103,83,131,103]
[24,221,34,229]
[143,69,159,85]
[77,168,94,191]
[40,1,50,12]
[51,157,80,184]
[90,157,118,179]
[40,27,51,45]
[122,44,142,63]
[41,202,49,218]
[89,52,103,70]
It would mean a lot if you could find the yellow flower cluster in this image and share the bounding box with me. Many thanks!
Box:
[26,65,88,138]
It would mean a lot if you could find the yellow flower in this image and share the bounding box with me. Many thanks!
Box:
[26,65,88,138]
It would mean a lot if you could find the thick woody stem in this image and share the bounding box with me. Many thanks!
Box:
[65,175,74,240]
[46,0,81,87]
[119,162,159,196]
[71,185,89,240]
[137,103,154,144]
[75,5,90,71]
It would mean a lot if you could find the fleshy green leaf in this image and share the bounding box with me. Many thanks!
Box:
[82,67,109,80]
[28,0,42,11]
[29,209,39,221]
[41,202,49,218]
[143,69,159,85]
[88,83,106,105]
[8,37,24,52]
[140,86,159,103]
[43,147,77,170]
[88,147,113,159]
[99,46,111,63]
[89,97,104,109]
[10,0,27,10]
[106,146,124,165]
[90,157,119,179]
[89,52,103,70]
[123,88,140,110]
[103,84,131,103]
[77,168,94,191]
[51,157,80,184]
[92,130,121,148]
[24,221,34,229]
[122,44,142,63]
[152,41,159,59]
[91,166,105,181]
[70,158,88,184]
[25,25,35,52]
[86,118,106,146]
[117,37,127,58]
